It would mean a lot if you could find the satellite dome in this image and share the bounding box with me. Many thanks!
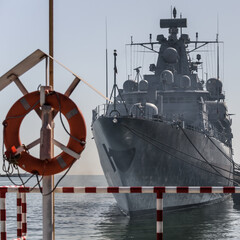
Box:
[206,78,222,99]
[139,80,148,91]
[180,75,191,88]
[160,70,174,85]
[123,80,138,93]
[163,47,178,63]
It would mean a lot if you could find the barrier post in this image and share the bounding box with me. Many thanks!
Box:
[0,190,7,240]
[17,192,22,238]
[21,193,27,236]
[156,191,163,240]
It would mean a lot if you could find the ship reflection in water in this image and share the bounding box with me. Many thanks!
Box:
[95,199,240,240]
[2,175,239,240]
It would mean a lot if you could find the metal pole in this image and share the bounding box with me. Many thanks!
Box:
[113,50,117,111]
[49,0,54,88]
[46,57,49,86]
[49,1,55,238]
[40,90,54,240]
[105,18,108,105]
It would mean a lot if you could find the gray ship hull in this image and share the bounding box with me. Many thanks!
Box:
[92,116,233,215]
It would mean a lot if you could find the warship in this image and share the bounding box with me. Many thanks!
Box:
[92,8,235,215]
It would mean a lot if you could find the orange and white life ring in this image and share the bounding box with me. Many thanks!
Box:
[3,90,86,175]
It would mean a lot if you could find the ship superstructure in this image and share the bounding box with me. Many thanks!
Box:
[92,9,234,215]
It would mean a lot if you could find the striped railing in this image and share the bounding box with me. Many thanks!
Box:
[0,187,27,240]
[16,192,27,239]
[1,186,239,240]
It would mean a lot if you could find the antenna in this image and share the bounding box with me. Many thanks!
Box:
[114,50,117,111]
[149,33,152,43]
[195,32,198,48]
[49,0,54,88]
[105,18,109,105]
[180,13,182,35]
[217,14,220,80]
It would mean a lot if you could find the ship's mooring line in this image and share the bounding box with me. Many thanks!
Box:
[121,123,228,178]
[122,123,217,166]
[178,124,235,184]
[45,53,112,102]
[121,123,239,185]
[122,121,239,185]
[121,123,235,177]
[205,134,238,166]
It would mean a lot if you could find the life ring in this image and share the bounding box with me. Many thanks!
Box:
[3,90,86,176]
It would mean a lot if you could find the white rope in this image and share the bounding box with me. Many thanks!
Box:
[46,53,112,102]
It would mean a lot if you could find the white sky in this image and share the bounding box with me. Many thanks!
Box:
[0,0,240,175]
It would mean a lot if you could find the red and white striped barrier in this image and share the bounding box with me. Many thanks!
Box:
[53,186,240,194]
[0,186,239,240]
[0,187,27,240]
[21,193,27,237]
[0,185,239,194]
[0,190,6,240]
[156,192,163,240]
[16,192,27,239]
[13,237,27,240]
[17,192,22,238]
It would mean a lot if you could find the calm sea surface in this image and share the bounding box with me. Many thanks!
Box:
[1,175,240,240]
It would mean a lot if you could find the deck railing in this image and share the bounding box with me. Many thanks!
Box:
[1,186,239,240]
[92,104,228,144]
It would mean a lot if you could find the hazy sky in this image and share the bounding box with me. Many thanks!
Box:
[0,0,240,175]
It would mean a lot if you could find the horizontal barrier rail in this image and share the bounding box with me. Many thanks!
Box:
[1,186,239,240]
[0,186,239,194]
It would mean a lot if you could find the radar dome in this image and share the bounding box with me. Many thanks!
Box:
[123,80,138,93]
[163,47,178,63]
[206,78,222,97]
[139,80,148,91]
[160,70,174,85]
[180,75,191,88]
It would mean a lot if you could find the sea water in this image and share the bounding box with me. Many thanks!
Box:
[1,175,240,240]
